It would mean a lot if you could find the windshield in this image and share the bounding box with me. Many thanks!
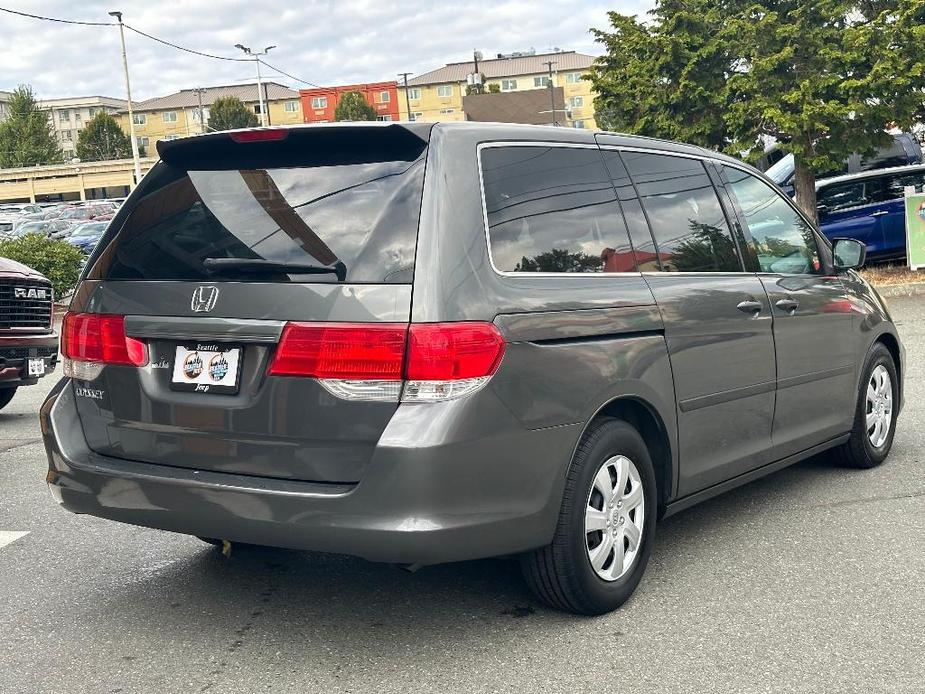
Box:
[16,223,46,235]
[766,153,794,185]
[73,223,106,237]
[90,151,427,284]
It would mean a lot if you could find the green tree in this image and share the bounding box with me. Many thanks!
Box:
[516,248,604,273]
[589,1,925,221]
[0,85,63,168]
[0,235,84,298]
[75,112,132,161]
[333,91,378,121]
[207,96,259,131]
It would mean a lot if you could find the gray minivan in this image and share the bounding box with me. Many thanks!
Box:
[42,123,903,615]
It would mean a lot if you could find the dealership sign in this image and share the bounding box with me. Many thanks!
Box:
[903,186,925,271]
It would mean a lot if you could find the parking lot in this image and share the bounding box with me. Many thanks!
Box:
[0,295,921,694]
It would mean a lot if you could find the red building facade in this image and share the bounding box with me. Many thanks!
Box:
[299,82,399,123]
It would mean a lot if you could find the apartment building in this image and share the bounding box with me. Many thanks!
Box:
[299,82,399,123]
[118,82,302,152]
[37,96,127,158]
[399,50,598,128]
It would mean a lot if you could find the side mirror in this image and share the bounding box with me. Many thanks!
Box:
[833,238,867,271]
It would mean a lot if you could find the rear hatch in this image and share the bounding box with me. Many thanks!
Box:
[68,124,431,483]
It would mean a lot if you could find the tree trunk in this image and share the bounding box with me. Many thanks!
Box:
[792,154,819,226]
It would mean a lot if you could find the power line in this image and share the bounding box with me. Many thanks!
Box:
[0,6,111,26]
[123,24,249,62]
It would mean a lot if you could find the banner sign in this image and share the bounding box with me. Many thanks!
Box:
[903,186,925,271]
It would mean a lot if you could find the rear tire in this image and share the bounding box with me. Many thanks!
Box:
[831,343,898,469]
[521,418,657,615]
[0,387,17,411]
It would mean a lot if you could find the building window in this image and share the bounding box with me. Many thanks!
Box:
[566,72,584,83]
[253,103,263,114]
[311,96,327,109]
[284,100,299,112]
[439,108,455,114]
[377,115,393,121]
[132,113,146,125]
[137,136,149,149]
[437,85,453,98]
[569,96,584,108]
[501,79,517,91]
[410,112,424,121]
[571,120,586,129]
[162,134,180,141]
[58,110,70,122]
[407,88,421,101]
[378,91,391,103]
[162,111,177,123]
[61,130,72,141]
[88,107,97,117]
[534,76,551,88]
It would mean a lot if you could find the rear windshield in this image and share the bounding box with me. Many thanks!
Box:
[90,144,426,284]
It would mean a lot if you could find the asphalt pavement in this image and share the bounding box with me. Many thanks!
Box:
[1,297,923,694]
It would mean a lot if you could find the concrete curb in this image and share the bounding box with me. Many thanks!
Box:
[874,282,925,298]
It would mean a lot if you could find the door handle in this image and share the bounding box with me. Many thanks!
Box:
[870,210,888,217]
[775,298,800,313]
[736,300,763,314]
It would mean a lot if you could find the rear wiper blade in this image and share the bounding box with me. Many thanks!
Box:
[203,257,347,282]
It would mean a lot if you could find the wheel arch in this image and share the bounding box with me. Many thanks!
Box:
[871,330,903,410]
[577,396,675,516]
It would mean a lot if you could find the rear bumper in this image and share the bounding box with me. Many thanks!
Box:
[41,379,577,565]
[0,331,58,386]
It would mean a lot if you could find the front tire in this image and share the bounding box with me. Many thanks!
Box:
[831,342,898,469]
[521,418,657,615]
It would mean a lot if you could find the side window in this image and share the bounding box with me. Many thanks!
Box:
[622,152,741,272]
[868,171,925,203]
[817,181,868,212]
[481,146,634,273]
[722,165,820,275]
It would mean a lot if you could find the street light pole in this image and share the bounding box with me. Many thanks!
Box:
[543,60,558,126]
[109,10,142,185]
[235,44,276,127]
[398,72,413,121]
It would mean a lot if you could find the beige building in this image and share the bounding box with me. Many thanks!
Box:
[399,50,598,129]
[37,96,128,159]
[119,82,303,153]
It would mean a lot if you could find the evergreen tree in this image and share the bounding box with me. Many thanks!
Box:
[75,112,132,161]
[207,96,259,131]
[0,85,63,168]
[333,91,378,121]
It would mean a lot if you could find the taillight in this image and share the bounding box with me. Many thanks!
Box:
[268,322,505,402]
[229,128,289,143]
[62,312,147,380]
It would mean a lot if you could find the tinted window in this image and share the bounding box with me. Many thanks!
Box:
[481,146,634,273]
[601,151,662,271]
[622,152,741,272]
[868,170,925,203]
[817,181,868,212]
[92,155,426,284]
[723,166,820,274]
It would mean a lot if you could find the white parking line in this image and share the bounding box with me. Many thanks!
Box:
[0,531,29,550]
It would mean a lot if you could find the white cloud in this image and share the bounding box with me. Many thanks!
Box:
[0,0,653,101]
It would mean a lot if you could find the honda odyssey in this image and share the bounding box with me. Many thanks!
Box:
[41,123,903,614]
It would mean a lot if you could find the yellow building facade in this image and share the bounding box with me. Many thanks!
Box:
[398,51,598,129]
[117,82,302,153]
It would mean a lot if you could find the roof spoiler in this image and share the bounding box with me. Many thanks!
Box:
[156,123,433,169]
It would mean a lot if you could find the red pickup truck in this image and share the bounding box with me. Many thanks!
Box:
[0,257,58,410]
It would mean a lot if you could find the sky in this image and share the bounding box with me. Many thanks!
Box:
[0,1,653,102]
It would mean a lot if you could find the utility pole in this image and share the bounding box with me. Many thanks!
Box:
[109,10,142,185]
[398,72,413,121]
[235,44,276,126]
[543,60,558,126]
[194,88,206,133]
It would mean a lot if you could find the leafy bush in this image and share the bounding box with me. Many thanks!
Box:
[0,234,84,299]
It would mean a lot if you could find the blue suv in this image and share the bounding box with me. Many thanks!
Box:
[815,164,925,261]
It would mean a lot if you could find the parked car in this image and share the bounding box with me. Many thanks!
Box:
[768,132,923,195]
[65,221,109,253]
[12,219,72,238]
[56,204,112,224]
[815,163,925,261]
[0,256,58,410]
[41,123,903,615]
[0,205,39,236]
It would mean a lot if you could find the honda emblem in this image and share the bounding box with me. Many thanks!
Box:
[191,286,219,313]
